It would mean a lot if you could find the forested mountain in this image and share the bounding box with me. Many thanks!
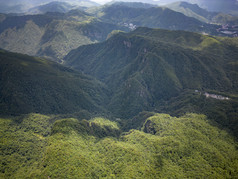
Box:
[1,1,238,178]
[93,3,219,35]
[64,27,238,135]
[154,0,238,15]
[165,1,238,25]
[0,49,107,115]
[0,10,125,62]
[0,1,236,63]
[191,0,238,15]
[165,1,219,23]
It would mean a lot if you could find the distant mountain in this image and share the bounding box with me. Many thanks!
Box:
[0,10,126,62]
[0,0,99,14]
[27,1,79,14]
[166,1,238,25]
[165,1,216,23]
[104,1,158,8]
[64,27,238,135]
[191,0,238,15]
[0,49,107,115]
[93,3,219,35]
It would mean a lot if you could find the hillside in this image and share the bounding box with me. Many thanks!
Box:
[0,10,125,62]
[1,113,237,178]
[1,4,238,177]
[93,3,219,35]
[165,1,217,23]
[0,49,107,115]
[64,27,238,135]
[165,1,238,30]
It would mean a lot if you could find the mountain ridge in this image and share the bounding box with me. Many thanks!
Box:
[0,10,126,62]
[64,27,238,135]
[165,1,238,26]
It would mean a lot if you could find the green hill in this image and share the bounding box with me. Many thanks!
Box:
[0,10,125,62]
[64,27,238,135]
[0,49,107,115]
[1,113,237,178]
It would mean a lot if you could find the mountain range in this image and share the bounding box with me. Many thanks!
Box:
[64,27,238,137]
[92,2,219,35]
[1,1,238,178]
[0,0,99,14]
[152,0,238,15]
[0,9,126,62]
[1,1,236,62]
[165,1,238,25]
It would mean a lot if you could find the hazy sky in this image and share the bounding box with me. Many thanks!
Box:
[91,0,112,4]
[90,0,160,5]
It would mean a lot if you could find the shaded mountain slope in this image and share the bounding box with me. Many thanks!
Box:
[0,49,107,115]
[0,10,125,62]
[64,27,238,135]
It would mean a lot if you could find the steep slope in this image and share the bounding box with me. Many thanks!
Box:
[0,49,107,115]
[94,3,219,35]
[0,10,125,62]
[1,113,237,178]
[64,27,238,135]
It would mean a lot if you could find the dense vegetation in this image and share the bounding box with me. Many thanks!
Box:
[92,3,219,35]
[0,49,107,115]
[165,1,238,25]
[0,10,126,62]
[64,28,238,137]
[1,2,238,178]
[1,113,237,178]
[1,1,236,63]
